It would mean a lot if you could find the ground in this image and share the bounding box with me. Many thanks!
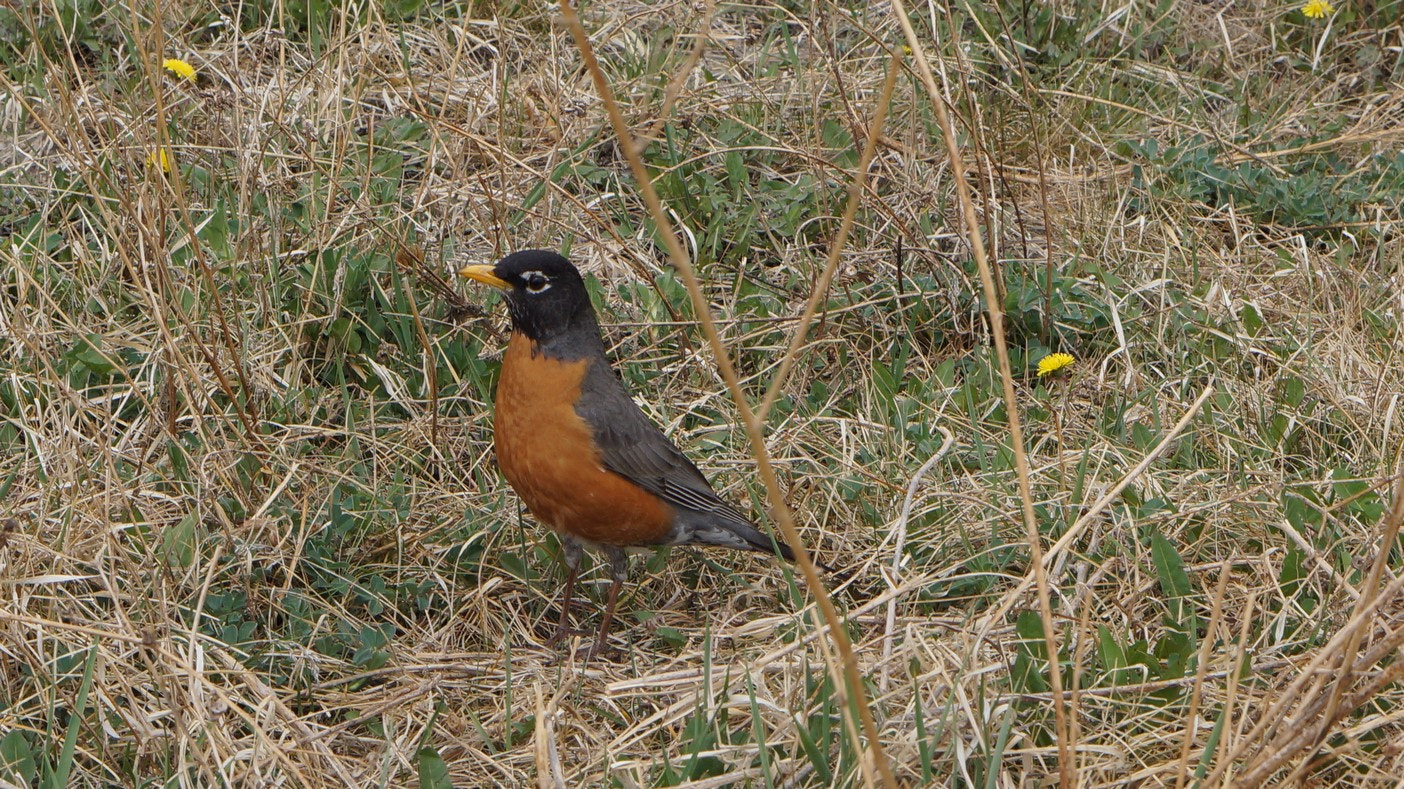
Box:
[1,0,1403,786]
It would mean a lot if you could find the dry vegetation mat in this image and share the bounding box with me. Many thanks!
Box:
[2,0,1403,785]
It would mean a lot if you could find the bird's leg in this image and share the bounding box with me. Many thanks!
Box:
[588,547,630,659]
[546,537,585,647]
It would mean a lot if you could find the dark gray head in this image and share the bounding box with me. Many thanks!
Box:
[459,250,600,345]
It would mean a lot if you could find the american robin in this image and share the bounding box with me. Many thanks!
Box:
[459,250,801,657]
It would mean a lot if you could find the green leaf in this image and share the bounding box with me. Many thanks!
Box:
[1150,529,1194,628]
[52,643,98,788]
[69,335,116,376]
[653,626,687,648]
[416,747,453,789]
[1097,625,1127,673]
[162,510,198,568]
[0,730,36,784]
[1011,610,1050,692]
[1284,493,1322,534]
[1154,631,1194,679]
[1150,530,1192,599]
[1239,303,1263,335]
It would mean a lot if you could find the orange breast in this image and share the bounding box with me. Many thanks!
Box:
[493,333,674,546]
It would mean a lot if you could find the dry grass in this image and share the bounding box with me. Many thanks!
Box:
[2,0,1403,786]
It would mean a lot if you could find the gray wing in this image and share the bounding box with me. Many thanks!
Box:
[578,361,754,527]
[577,359,797,561]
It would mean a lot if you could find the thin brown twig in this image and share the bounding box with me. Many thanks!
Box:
[1203,569,1404,785]
[0,52,266,455]
[1238,465,1404,783]
[975,384,1216,631]
[557,3,898,787]
[1245,629,1404,785]
[143,9,265,447]
[637,0,719,147]
[1175,558,1233,789]
[1310,464,1404,736]
[756,54,902,424]
[890,3,1074,783]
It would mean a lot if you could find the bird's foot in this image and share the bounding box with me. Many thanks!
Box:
[540,631,617,663]
[544,625,591,649]
[584,636,616,661]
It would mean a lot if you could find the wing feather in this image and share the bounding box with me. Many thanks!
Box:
[579,363,754,529]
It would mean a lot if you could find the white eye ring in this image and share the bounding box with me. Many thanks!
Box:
[522,270,551,294]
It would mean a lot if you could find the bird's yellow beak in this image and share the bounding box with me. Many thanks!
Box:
[457,264,511,290]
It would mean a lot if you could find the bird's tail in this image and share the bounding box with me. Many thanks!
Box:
[732,520,798,562]
[681,512,843,572]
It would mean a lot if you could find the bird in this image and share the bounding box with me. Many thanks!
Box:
[459,249,802,657]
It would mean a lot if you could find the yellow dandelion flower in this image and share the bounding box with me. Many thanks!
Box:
[148,148,171,172]
[1301,0,1334,18]
[162,58,197,81]
[1036,352,1075,377]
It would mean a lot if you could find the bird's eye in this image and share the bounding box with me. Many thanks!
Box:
[523,272,551,294]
